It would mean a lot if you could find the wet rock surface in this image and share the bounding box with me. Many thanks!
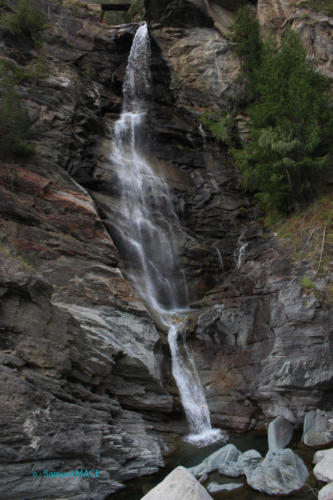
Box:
[191,246,333,431]
[188,440,309,495]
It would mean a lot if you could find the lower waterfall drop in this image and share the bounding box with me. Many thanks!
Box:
[109,22,224,446]
[168,323,223,445]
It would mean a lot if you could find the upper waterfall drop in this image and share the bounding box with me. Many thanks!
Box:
[109,22,225,446]
[111,22,186,312]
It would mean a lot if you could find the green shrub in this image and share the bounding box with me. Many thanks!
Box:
[0,0,47,43]
[0,84,35,158]
[0,62,35,159]
[129,0,144,21]
[0,1,11,11]
[297,0,333,17]
[104,10,130,24]
[199,112,237,146]
[0,56,49,85]
[230,8,333,215]
[301,277,315,290]
[230,5,262,93]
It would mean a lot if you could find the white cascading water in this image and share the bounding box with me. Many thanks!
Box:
[110,23,224,446]
[234,232,248,270]
[168,324,223,445]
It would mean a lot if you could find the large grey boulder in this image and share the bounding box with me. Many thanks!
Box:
[268,416,294,451]
[245,449,308,495]
[141,466,213,500]
[303,410,333,447]
[313,449,333,482]
[188,444,242,481]
[318,482,333,500]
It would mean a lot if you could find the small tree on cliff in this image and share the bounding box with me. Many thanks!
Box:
[0,0,47,44]
[0,62,34,159]
[231,5,262,95]
[231,11,333,215]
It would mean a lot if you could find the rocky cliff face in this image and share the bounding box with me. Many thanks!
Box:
[145,0,333,432]
[0,2,175,498]
[0,0,332,498]
[258,0,333,78]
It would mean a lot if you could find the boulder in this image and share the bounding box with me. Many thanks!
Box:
[245,449,308,496]
[303,410,333,447]
[217,444,242,477]
[237,449,263,475]
[318,482,333,500]
[304,410,331,434]
[268,416,294,451]
[313,449,333,482]
[141,466,213,500]
[304,430,333,448]
[188,444,242,481]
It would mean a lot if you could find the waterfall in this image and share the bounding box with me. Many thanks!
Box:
[234,232,248,270]
[216,247,224,272]
[109,23,223,446]
[111,23,186,311]
[168,324,222,445]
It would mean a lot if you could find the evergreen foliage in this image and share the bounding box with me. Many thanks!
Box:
[230,8,333,216]
[199,111,236,146]
[297,0,333,17]
[0,62,35,158]
[0,57,49,85]
[0,0,47,43]
[230,5,261,91]
[129,0,144,21]
[104,10,130,24]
